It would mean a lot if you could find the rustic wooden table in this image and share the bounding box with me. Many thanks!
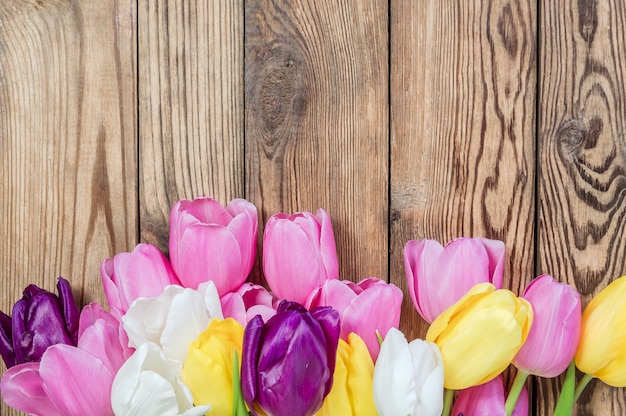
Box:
[1,1,624,414]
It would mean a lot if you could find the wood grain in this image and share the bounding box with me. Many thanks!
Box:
[138,0,244,252]
[390,0,537,341]
[245,0,389,284]
[537,0,626,413]
[0,0,137,414]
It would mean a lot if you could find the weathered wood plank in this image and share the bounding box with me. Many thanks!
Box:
[138,0,245,252]
[244,0,389,284]
[537,0,626,414]
[0,0,137,414]
[389,0,537,343]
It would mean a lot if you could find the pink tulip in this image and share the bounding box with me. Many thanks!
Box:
[169,197,258,295]
[404,237,505,323]
[306,278,403,361]
[1,303,131,416]
[513,274,581,377]
[263,209,339,305]
[221,282,278,325]
[452,375,528,416]
[101,243,180,317]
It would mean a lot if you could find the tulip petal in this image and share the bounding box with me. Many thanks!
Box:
[0,309,16,368]
[477,238,505,289]
[310,306,341,396]
[56,277,80,344]
[403,240,442,323]
[0,362,65,416]
[40,344,114,415]
[316,209,339,281]
[184,197,233,226]
[77,319,127,375]
[241,315,264,407]
[226,199,258,273]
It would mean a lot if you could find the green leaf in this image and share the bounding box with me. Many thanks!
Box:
[553,360,576,416]
[232,351,249,416]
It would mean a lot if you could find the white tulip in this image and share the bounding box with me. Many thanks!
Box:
[373,328,444,416]
[111,343,210,416]
[122,281,223,363]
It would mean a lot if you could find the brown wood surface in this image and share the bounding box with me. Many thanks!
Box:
[0,1,137,415]
[537,0,626,414]
[1,0,626,415]
[245,0,389,284]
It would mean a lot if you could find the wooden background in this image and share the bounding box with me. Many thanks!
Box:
[1,0,625,414]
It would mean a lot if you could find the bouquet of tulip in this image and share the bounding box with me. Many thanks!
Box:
[0,196,625,416]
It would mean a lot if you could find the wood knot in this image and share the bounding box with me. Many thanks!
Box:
[259,68,294,132]
[578,0,598,43]
[497,3,518,57]
[555,118,603,157]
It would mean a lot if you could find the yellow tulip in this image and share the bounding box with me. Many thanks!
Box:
[182,318,244,415]
[315,333,378,416]
[426,283,533,390]
[575,275,626,387]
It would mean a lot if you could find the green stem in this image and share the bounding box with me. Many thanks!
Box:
[505,370,529,416]
[441,388,454,416]
[574,373,594,402]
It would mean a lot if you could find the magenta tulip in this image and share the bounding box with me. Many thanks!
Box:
[452,375,528,416]
[101,243,180,317]
[0,277,79,368]
[242,301,340,416]
[169,197,258,295]
[263,209,339,305]
[513,274,581,377]
[307,277,403,361]
[1,303,131,416]
[221,282,278,325]
[404,237,505,323]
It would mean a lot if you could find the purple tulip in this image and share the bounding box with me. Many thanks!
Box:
[452,375,528,416]
[307,277,403,361]
[404,237,505,323]
[0,277,80,368]
[242,301,340,416]
[169,197,258,295]
[263,209,339,305]
[101,243,181,318]
[513,274,581,377]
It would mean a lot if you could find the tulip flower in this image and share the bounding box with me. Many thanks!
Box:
[182,318,244,415]
[452,375,528,416]
[404,237,505,323]
[426,282,533,390]
[122,281,223,363]
[372,328,444,416]
[514,275,581,377]
[242,301,340,416]
[1,303,131,416]
[111,343,210,416]
[315,333,377,416]
[0,277,80,368]
[263,209,339,305]
[221,282,278,326]
[307,277,403,361]
[575,275,626,388]
[101,243,180,318]
[169,197,258,294]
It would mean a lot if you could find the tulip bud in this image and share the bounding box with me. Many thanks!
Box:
[182,318,244,415]
[263,209,339,305]
[514,275,581,377]
[220,282,278,326]
[0,277,80,368]
[307,277,403,361]
[452,375,528,416]
[575,275,626,387]
[315,333,377,416]
[100,243,180,318]
[404,237,505,323]
[242,301,340,416]
[372,328,444,416]
[169,197,258,294]
[426,283,533,390]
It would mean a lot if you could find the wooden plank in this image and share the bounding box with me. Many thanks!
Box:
[389,0,537,342]
[244,0,389,284]
[537,0,626,414]
[138,0,245,252]
[0,0,137,414]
